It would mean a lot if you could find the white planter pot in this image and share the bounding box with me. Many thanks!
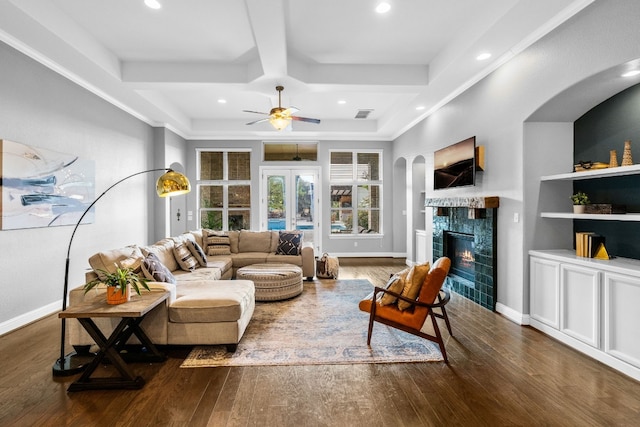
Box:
[573,205,586,214]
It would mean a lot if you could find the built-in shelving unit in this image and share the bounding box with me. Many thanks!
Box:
[540,163,640,181]
[540,165,640,221]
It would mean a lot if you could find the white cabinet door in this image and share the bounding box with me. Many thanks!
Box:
[560,264,600,348]
[530,256,560,328]
[604,273,640,368]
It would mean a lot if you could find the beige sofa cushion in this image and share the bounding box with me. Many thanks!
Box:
[169,280,255,323]
[231,252,269,268]
[228,230,240,253]
[265,253,303,266]
[141,239,179,272]
[238,230,272,253]
[173,267,222,282]
[88,245,144,279]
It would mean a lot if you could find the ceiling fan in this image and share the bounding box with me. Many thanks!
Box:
[244,86,321,131]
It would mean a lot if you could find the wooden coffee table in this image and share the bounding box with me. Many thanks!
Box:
[59,290,168,391]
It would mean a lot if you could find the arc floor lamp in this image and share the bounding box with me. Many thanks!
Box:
[52,168,191,376]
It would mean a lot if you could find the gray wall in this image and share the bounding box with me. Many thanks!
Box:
[393,0,640,318]
[0,41,164,332]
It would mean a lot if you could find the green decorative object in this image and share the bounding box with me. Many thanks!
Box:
[570,192,590,205]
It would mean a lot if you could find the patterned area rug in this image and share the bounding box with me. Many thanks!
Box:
[180,279,443,367]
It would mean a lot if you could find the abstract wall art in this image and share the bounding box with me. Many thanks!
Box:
[0,139,95,230]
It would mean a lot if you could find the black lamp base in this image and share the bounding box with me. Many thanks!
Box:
[52,349,95,377]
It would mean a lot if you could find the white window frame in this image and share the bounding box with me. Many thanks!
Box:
[196,148,252,231]
[329,149,383,237]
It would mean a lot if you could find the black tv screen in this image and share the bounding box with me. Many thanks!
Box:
[434,136,476,190]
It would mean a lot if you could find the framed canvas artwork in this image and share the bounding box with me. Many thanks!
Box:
[0,139,95,230]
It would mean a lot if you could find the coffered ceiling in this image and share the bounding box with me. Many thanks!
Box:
[0,0,591,140]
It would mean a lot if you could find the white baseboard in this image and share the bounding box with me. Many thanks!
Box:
[329,252,406,258]
[0,300,60,336]
[496,302,527,325]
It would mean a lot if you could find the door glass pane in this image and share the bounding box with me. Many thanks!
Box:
[267,175,286,230]
[295,175,314,230]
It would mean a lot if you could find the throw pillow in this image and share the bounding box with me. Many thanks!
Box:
[186,239,208,267]
[397,262,431,311]
[207,235,231,256]
[276,231,302,256]
[117,254,143,274]
[379,274,406,306]
[203,229,231,255]
[173,242,199,271]
[141,252,177,284]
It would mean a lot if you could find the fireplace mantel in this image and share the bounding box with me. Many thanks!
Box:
[424,196,499,208]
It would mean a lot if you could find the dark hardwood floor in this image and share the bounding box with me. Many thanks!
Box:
[1,257,640,426]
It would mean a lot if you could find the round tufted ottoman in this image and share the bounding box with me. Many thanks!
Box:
[236,263,303,301]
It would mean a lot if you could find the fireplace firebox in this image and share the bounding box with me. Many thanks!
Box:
[444,231,475,283]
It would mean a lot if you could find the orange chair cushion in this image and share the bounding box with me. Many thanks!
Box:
[397,262,430,311]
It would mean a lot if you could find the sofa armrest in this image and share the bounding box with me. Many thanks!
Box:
[301,246,315,279]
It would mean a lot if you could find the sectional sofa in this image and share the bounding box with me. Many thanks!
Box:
[68,229,315,351]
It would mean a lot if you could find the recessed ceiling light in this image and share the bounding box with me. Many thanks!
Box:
[144,0,162,10]
[622,70,640,77]
[416,105,425,111]
[376,2,391,14]
[476,52,492,61]
[217,99,227,104]
[338,100,347,105]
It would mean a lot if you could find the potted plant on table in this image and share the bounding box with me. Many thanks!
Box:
[570,191,590,214]
[84,267,150,305]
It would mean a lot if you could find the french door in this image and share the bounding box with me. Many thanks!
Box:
[261,167,320,254]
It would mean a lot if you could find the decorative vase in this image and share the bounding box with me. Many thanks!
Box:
[573,205,586,214]
[106,285,130,305]
[622,140,633,166]
[609,149,618,167]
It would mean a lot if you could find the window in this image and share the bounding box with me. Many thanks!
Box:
[198,150,251,230]
[330,150,381,234]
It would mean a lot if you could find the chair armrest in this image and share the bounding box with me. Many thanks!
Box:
[372,286,450,309]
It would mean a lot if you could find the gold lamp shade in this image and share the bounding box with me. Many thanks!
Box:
[156,170,191,197]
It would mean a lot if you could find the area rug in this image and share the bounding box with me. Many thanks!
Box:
[180,279,443,367]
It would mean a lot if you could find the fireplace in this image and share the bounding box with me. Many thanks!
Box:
[426,197,498,311]
[445,231,475,283]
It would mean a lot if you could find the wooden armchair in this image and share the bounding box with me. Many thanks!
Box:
[359,257,452,362]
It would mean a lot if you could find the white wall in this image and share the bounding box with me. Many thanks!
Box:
[0,41,160,333]
[392,0,640,318]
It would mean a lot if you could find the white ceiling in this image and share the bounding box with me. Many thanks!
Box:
[0,0,592,140]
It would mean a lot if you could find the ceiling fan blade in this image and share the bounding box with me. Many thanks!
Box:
[284,106,300,115]
[291,116,321,124]
[246,118,270,125]
[243,110,270,115]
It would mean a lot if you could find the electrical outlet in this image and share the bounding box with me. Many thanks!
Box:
[514,213,519,223]
[354,242,358,247]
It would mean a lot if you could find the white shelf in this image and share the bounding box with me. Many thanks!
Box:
[540,164,640,181]
[541,212,640,221]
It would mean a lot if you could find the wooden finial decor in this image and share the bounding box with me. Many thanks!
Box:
[622,140,633,166]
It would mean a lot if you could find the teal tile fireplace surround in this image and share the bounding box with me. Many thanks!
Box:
[426,197,498,311]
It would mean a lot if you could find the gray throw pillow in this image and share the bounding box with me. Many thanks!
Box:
[141,252,176,284]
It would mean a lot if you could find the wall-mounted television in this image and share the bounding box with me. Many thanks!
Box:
[434,136,476,190]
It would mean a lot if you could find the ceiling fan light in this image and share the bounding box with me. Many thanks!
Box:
[269,115,291,131]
